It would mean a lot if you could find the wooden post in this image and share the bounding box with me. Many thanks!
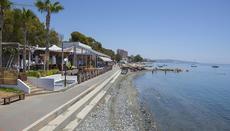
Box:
[85,55,88,68]
[28,46,31,70]
[73,42,76,67]
[95,55,97,68]
[90,55,92,68]
[0,5,3,67]
[61,41,64,75]
[17,44,20,72]
[76,54,78,68]
[81,48,83,67]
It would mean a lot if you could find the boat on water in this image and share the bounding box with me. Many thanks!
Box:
[158,64,167,68]
[212,65,219,68]
[191,65,197,67]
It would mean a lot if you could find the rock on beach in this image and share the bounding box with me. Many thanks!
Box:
[77,72,157,131]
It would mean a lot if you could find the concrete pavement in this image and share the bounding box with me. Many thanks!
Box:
[0,68,119,131]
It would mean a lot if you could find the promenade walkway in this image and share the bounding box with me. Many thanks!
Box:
[0,68,119,131]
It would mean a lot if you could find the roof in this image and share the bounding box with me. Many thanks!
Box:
[99,56,113,62]
[63,46,88,54]
[90,49,110,58]
[63,42,111,58]
[2,42,22,47]
[35,45,63,52]
[33,42,112,58]
[49,45,62,51]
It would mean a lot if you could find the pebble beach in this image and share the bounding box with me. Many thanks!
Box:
[77,72,157,131]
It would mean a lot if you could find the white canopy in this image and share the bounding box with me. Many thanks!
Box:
[99,56,113,62]
[63,42,111,57]
[49,45,62,51]
[64,46,88,54]
[35,45,65,52]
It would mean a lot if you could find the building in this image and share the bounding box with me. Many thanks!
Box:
[117,49,128,60]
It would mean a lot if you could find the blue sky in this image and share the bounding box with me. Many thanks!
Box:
[12,0,230,64]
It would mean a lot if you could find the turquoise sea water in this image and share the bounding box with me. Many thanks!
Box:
[133,63,230,131]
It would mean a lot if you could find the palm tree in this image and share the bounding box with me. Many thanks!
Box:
[0,0,11,67]
[35,0,63,70]
[21,8,35,72]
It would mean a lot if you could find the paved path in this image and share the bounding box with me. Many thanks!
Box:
[0,68,119,131]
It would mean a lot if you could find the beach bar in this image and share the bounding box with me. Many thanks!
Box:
[0,41,114,96]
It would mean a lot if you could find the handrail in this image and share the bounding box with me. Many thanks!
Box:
[77,66,112,84]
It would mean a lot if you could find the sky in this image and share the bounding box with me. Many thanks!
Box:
[11,0,230,64]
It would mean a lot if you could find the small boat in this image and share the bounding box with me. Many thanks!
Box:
[158,65,164,68]
[157,64,167,68]
[212,65,219,68]
[191,65,197,67]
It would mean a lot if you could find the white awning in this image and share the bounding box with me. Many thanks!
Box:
[49,45,62,51]
[35,45,62,52]
[64,46,88,54]
[34,45,69,52]
[63,42,111,57]
[99,56,113,62]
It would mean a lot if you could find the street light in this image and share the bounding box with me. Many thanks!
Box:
[64,58,68,87]
[59,34,64,75]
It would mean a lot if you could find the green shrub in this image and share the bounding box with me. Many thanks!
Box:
[27,69,60,78]
[0,87,22,93]
[39,70,47,77]
[46,69,59,76]
[66,62,72,70]
[26,70,41,78]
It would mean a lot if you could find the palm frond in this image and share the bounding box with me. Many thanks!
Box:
[45,0,51,6]
[35,0,47,13]
[50,2,64,13]
[21,8,36,25]
[0,0,12,10]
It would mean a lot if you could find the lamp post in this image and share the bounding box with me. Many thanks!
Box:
[59,34,64,75]
[64,58,68,87]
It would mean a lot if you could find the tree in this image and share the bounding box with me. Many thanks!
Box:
[128,55,134,62]
[70,31,116,59]
[115,54,122,62]
[0,0,11,67]
[35,0,63,70]
[49,29,60,46]
[21,8,36,71]
[133,54,143,62]
[3,8,60,47]
[103,48,115,60]
[70,32,87,43]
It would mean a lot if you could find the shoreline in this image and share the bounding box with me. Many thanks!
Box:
[77,71,157,131]
[132,71,158,131]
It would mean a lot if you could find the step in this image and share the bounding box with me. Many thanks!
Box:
[23,81,39,89]
[30,87,43,91]
[39,71,120,131]
[63,91,106,131]
[23,70,120,131]
[63,72,120,130]
[23,81,102,131]
[30,88,46,93]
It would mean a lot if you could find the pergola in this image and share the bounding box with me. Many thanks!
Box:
[21,42,113,71]
[2,42,22,69]
[1,42,113,72]
[63,42,112,69]
[32,45,71,70]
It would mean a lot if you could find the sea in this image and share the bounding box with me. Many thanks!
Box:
[133,63,230,131]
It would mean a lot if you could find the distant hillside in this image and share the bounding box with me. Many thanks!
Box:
[154,59,199,64]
